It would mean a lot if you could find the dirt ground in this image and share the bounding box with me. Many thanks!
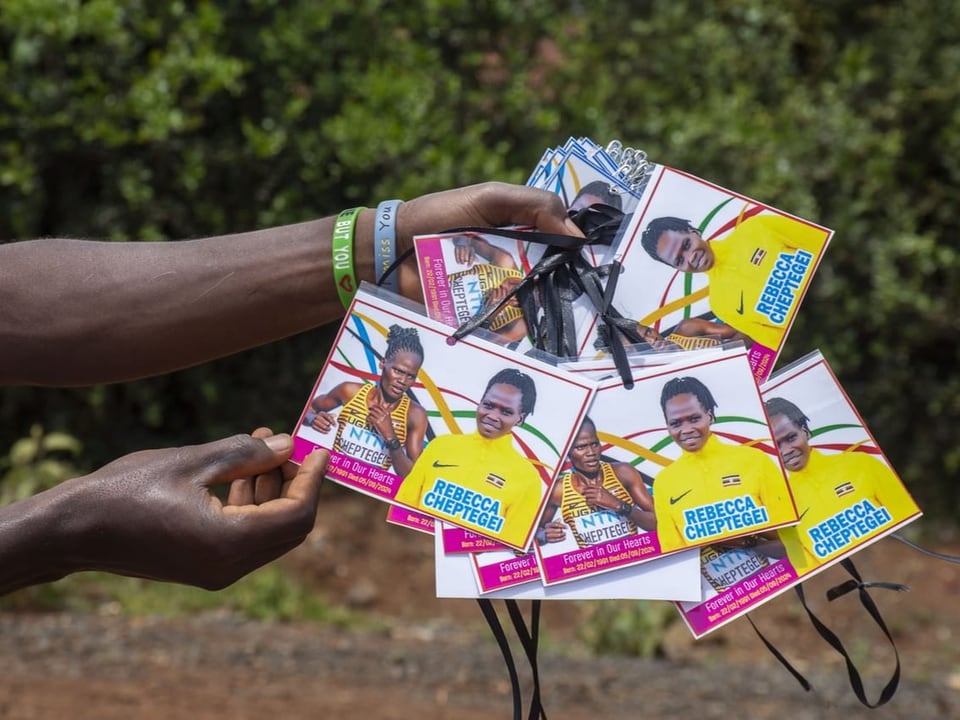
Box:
[2,488,958,720]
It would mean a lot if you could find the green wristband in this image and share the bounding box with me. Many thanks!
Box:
[332,206,365,309]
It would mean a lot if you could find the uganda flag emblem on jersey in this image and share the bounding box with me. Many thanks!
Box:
[749,248,767,266]
[486,472,506,489]
[834,481,855,497]
[721,474,742,487]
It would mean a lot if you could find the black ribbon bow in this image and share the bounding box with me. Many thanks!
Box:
[448,203,645,387]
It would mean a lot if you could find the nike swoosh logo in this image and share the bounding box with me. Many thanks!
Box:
[432,461,458,468]
[735,291,745,314]
[669,489,693,505]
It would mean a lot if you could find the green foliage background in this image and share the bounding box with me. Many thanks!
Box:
[2,0,958,524]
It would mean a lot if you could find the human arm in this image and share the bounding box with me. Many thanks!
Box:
[1,182,582,386]
[0,431,326,596]
[671,317,753,346]
[367,401,428,478]
[535,484,567,544]
[579,464,657,531]
[614,464,659,531]
[306,382,359,433]
[452,234,519,268]
[479,276,529,344]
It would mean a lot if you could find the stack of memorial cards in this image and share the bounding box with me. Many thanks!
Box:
[676,350,922,638]
[286,137,922,636]
[526,136,646,267]
[413,137,650,357]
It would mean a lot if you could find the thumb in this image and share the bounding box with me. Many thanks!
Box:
[282,448,328,510]
[196,432,294,488]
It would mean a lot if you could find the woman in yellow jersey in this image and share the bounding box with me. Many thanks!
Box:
[639,214,827,350]
[396,368,543,548]
[652,376,796,553]
[765,397,920,577]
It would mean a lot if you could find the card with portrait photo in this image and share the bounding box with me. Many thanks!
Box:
[414,229,538,353]
[291,282,598,551]
[534,347,798,586]
[673,350,923,639]
[587,165,832,382]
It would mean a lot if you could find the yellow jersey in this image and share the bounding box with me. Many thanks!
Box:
[395,431,543,548]
[653,434,796,553]
[705,214,828,350]
[779,449,920,576]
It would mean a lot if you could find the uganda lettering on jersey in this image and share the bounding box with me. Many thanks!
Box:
[682,495,770,542]
[572,510,635,546]
[450,273,484,324]
[422,478,505,534]
[807,499,893,559]
[337,422,388,468]
[755,249,814,324]
[701,546,769,592]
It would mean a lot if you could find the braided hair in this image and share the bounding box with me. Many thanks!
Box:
[659,376,717,420]
[484,367,537,416]
[384,325,424,363]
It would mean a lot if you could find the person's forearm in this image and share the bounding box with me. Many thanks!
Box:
[630,507,658,532]
[1,181,583,385]
[0,211,377,385]
[0,483,75,595]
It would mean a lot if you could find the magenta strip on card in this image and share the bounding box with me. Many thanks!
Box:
[539,533,662,584]
[416,238,458,327]
[442,526,509,554]
[475,553,541,592]
[294,437,402,499]
[683,559,799,635]
[292,435,319,464]
[387,506,435,533]
[747,344,778,382]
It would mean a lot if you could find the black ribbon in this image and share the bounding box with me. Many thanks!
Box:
[477,599,523,720]
[446,204,644,388]
[795,558,907,708]
[476,599,546,720]
[746,615,813,692]
[505,599,547,720]
[891,531,960,564]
